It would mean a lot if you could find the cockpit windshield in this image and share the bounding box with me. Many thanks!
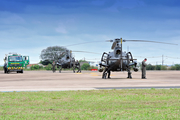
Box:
[9,56,22,62]
[116,50,121,55]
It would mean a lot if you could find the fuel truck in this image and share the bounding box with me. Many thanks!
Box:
[3,53,29,74]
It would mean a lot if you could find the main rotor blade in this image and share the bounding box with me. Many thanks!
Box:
[123,40,178,45]
[64,40,111,47]
[106,40,113,42]
[72,50,101,54]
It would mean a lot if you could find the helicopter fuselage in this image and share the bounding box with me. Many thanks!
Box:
[100,51,135,72]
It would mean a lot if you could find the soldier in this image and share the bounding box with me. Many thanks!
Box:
[142,58,147,79]
[127,67,132,79]
[74,60,81,73]
[102,67,111,79]
[102,54,111,79]
[52,61,56,73]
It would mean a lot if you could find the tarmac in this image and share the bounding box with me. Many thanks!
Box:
[0,70,180,92]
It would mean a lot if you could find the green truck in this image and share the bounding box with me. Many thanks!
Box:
[3,53,29,74]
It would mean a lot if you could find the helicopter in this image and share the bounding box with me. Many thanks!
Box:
[55,49,101,73]
[98,38,178,79]
[98,38,138,79]
[56,50,81,73]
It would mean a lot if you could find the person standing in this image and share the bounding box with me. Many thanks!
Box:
[142,58,147,79]
[74,60,81,73]
[52,61,56,73]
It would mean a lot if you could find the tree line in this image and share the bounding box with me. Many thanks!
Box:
[139,64,180,70]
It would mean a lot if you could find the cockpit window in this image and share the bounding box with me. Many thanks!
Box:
[116,50,121,55]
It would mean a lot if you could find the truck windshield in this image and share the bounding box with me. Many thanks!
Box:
[9,56,22,62]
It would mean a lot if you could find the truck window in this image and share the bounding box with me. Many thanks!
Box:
[23,56,29,60]
[9,56,22,62]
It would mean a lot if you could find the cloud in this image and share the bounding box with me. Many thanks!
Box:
[55,26,67,34]
[55,18,77,34]
[0,12,25,24]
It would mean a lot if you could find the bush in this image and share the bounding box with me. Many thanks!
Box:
[0,66,3,71]
[81,63,90,70]
[161,65,167,70]
[170,64,180,70]
[45,64,52,70]
[30,65,43,70]
[155,65,162,70]
[146,64,155,70]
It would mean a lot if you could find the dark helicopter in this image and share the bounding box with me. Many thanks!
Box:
[99,38,138,79]
[54,49,101,73]
[40,46,81,73]
[56,50,81,73]
[98,38,178,79]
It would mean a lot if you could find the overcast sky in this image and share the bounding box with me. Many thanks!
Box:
[0,0,180,65]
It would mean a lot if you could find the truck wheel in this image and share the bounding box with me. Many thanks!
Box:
[21,70,23,73]
[7,70,9,74]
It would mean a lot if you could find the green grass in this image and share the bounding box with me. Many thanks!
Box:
[0,66,3,71]
[0,89,179,119]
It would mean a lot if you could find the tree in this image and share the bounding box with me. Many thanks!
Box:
[171,64,180,70]
[40,46,68,61]
[81,63,90,70]
[40,60,52,65]
[175,64,180,70]
[155,65,162,70]
[79,60,87,63]
[146,64,155,70]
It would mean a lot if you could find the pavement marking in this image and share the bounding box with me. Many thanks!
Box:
[90,73,99,76]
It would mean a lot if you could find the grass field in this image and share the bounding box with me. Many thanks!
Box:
[0,89,179,119]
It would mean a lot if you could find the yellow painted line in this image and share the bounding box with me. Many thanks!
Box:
[76,73,82,74]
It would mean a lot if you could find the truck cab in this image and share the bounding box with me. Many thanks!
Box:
[3,53,29,74]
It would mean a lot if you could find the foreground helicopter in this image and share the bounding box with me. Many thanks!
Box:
[99,38,138,79]
[98,38,177,79]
